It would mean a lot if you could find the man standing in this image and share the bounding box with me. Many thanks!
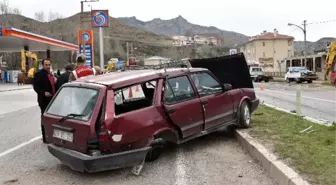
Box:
[69,54,96,81]
[33,59,56,143]
[55,63,75,91]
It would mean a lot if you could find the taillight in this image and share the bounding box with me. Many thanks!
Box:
[98,125,111,152]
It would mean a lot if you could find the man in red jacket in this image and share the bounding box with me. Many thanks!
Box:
[69,54,96,81]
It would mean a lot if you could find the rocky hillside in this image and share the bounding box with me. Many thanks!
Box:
[294,37,335,54]
[117,16,249,47]
[0,12,181,69]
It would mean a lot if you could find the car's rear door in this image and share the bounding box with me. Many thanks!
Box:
[163,75,204,138]
[43,83,106,153]
[190,71,234,130]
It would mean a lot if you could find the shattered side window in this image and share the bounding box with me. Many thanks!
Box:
[191,72,222,97]
[114,80,157,115]
[164,76,196,104]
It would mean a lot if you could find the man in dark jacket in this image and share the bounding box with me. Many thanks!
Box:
[33,59,56,143]
[55,63,75,92]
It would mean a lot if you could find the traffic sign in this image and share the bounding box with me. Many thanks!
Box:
[91,10,109,27]
[229,49,237,55]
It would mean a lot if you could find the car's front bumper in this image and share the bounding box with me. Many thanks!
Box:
[251,99,260,112]
[48,144,151,173]
[299,76,318,80]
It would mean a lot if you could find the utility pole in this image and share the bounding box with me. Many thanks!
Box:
[303,20,307,67]
[130,43,134,57]
[288,20,307,66]
[80,1,85,55]
[126,42,129,62]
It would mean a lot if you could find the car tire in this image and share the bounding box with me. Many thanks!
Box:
[145,139,164,162]
[237,101,251,128]
[286,78,290,83]
[307,80,312,83]
[265,79,269,83]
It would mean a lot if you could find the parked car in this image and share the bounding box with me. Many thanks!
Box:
[285,67,318,83]
[248,66,273,82]
[43,54,259,174]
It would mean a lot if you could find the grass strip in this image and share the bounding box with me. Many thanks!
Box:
[250,105,336,185]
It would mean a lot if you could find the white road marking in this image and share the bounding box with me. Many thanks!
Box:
[262,102,331,126]
[175,149,187,185]
[256,89,336,104]
[0,136,42,158]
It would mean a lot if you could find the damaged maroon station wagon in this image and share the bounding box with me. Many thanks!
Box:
[42,53,260,174]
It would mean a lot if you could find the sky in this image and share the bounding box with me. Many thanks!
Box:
[7,0,336,42]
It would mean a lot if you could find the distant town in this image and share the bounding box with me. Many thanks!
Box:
[171,35,222,47]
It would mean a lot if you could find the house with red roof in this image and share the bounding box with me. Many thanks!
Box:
[239,29,294,72]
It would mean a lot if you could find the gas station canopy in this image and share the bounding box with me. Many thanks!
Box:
[0,26,79,52]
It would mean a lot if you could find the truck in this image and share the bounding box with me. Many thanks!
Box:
[324,40,336,87]
[248,66,273,82]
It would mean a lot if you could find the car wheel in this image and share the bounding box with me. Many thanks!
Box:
[145,140,164,162]
[265,79,269,83]
[286,78,290,83]
[307,80,312,83]
[238,101,251,128]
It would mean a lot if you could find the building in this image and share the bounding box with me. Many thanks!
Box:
[172,35,221,47]
[144,56,170,66]
[239,29,294,72]
[279,52,327,79]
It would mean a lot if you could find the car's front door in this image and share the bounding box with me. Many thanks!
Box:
[190,72,234,130]
[163,75,204,138]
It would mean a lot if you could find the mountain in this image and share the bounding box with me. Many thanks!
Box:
[117,16,249,47]
[0,12,180,69]
[294,37,335,54]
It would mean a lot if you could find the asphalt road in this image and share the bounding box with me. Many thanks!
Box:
[254,82,336,123]
[0,89,275,185]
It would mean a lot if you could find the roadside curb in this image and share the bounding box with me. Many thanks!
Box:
[0,87,32,92]
[235,129,310,185]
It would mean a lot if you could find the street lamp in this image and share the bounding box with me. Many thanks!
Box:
[288,20,307,66]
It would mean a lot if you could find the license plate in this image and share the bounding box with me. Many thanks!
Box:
[53,129,73,142]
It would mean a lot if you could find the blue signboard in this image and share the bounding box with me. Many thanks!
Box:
[0,26,2,36]
[116,61,124,70]
[79,45,93,67]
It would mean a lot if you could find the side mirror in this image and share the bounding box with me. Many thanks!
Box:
[223,83,232,90]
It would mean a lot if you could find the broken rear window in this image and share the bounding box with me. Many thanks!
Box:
[46,87,99,121]
[114,80,156,115]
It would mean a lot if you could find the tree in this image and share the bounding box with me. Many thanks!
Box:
[11,7,20,15]
[34,11,45,22]
[48,11,63,22]
[0,0,10,14]
[0,0,21,25]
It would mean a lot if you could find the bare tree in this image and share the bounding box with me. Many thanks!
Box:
[0,0,21,25]
[0,0,10,14]
[11,7,21,15]
[48,11,63,22]
[34,11,45,22]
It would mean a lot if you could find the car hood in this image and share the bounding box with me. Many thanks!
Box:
[189,53,254,89]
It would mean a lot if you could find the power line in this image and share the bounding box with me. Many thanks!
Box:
[307,19,336,25]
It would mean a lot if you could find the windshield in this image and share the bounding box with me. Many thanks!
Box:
[46,86,99,121]
[293,67,309,72]
[251,68,263,72]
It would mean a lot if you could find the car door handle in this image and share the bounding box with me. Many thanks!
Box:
[167,109,176,114]
[201,99,208,105]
